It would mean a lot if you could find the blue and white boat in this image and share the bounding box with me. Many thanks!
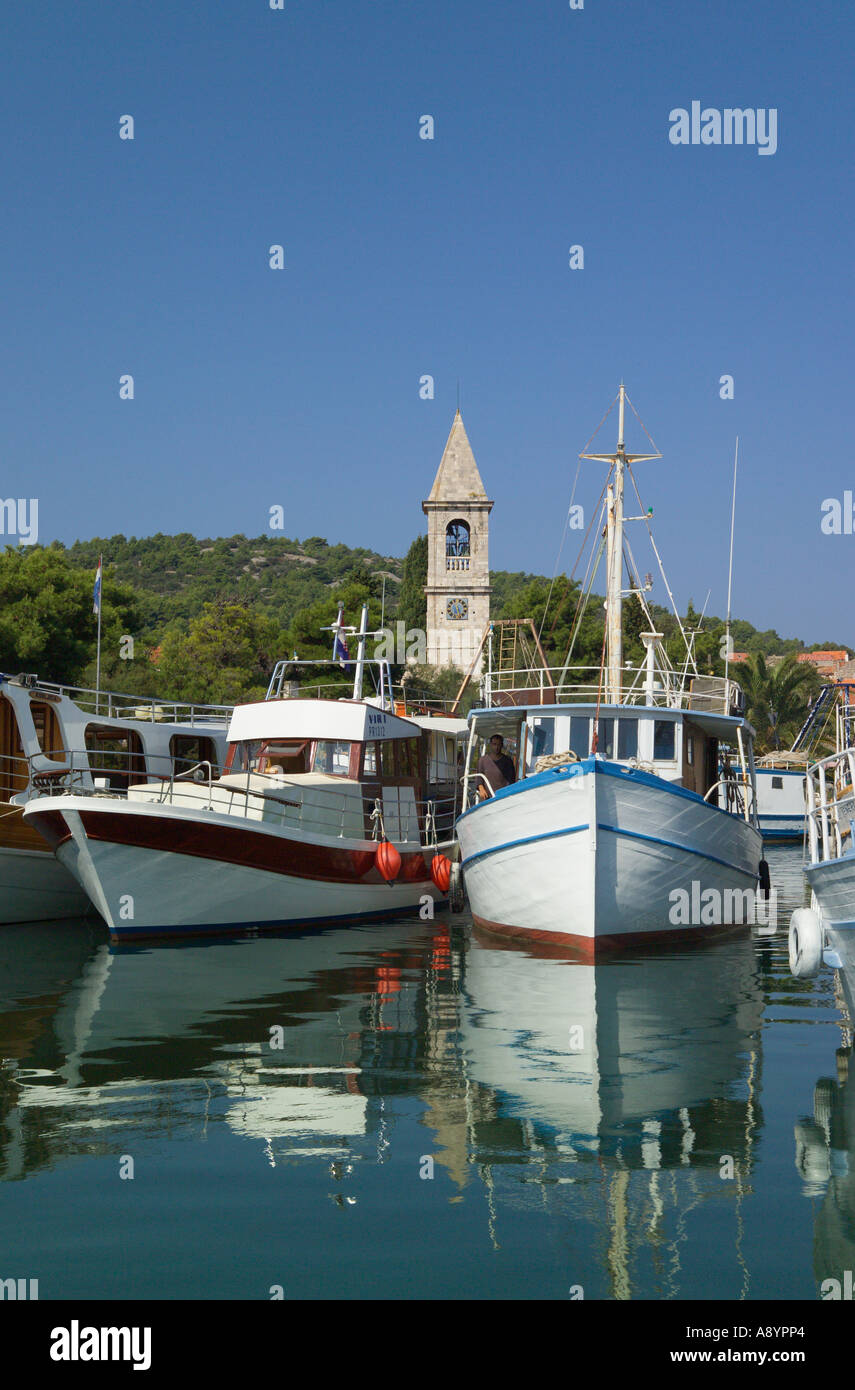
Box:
[455,386,765,958]
[755,754,808,843]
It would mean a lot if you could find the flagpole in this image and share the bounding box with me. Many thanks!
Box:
[95,553,103,714]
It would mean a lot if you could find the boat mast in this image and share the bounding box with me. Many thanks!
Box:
[353,602,369,702]
[581,384,659,704]
[724,436,739,689]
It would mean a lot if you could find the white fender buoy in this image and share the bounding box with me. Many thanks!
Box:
[788,907,823,979]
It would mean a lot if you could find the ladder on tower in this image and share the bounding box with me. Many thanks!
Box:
[450,619,555,715]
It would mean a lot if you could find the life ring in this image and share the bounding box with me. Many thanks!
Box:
[788,907,823,979]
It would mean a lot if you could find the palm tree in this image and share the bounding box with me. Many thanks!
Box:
[736,654,821,753]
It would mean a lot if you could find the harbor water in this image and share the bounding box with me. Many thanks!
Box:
[0,844,850,1301]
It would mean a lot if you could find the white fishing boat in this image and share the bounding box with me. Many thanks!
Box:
[454,386,765,957]
[755,754,809,843]
[789,744,855,983]
[754,682,853,843]
[22,611,468,940]
[0,673,230,923]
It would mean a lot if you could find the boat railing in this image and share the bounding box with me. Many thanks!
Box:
[479,665,743,715]
[703,775,756,821]
[805,747,855,865]
[0,673,232,725]
[20,747,458,844]
[20,747,221,797]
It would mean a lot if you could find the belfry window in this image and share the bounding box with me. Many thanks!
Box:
[446,520,470,557]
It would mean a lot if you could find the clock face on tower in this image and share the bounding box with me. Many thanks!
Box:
[446,597,468,620]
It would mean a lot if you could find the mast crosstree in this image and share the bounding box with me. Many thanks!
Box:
[580,384,661,702]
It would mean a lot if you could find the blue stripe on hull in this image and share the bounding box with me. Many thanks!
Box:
[462,820,757,879]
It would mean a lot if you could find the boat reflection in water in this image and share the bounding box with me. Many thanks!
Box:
[793,968,855,1297]
[1,915,772,1298]
[459,929,767,1297]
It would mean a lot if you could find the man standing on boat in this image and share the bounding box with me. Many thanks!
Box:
[477,734,517,798]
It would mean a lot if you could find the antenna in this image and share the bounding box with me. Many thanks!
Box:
[724,437,739,686]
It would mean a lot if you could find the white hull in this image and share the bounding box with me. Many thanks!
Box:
[0,845,90,923]
[457,757,762,955]
[26,796,446,939]
[755,768,806,843]
[805,855,855,1002]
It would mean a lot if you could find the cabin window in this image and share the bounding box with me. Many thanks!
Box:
[686,735,694,765]
[362,740,397,778]
[653,721,676,761]
[257,740,308,775]
[313,740,352,777]
[772,776,783,790]
[84,724,146,788]
[170,734,218,776]
[569,718,590,758]
[599,718,638,760]
[531,719,555,760]
[400,738,421,778]
[617,719,638,759]
[229,740,263,773]
[31,700,63,758]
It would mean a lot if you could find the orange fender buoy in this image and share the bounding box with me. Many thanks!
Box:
[430,854,451,893]
[376,840,401,883]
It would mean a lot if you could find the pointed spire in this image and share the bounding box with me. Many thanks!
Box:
[426,411,489,503]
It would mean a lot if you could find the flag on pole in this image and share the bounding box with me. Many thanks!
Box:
[93,558,103,616]
[333,628,351,670]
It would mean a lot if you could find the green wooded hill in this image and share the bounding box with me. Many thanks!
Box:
[0,534,846,718]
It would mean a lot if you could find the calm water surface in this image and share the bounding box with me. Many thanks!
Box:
[1,845,851,1300]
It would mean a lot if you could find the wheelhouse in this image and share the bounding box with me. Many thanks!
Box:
[463,701,758,817]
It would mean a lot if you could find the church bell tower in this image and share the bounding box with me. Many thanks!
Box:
[422,411,493,675]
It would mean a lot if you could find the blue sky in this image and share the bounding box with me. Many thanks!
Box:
[0,1,851,642]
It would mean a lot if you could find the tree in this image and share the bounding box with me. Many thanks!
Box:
[736,654,822,753]
[157,601,281,704]
[399,535,428,634]
[0,545,140,685]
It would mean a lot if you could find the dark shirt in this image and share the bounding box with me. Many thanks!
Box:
[477,752,516,792]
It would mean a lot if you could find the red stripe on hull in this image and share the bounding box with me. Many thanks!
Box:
[60,808,433,886]
[472,915,748,961]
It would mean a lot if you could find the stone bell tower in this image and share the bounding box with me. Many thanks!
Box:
[422,411,493,675]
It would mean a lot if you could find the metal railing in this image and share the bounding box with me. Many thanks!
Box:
[0,673,231,726]
[17,746,459,845]
[805,747,855,865]
[479,664,743,715]
[703,775,756,820]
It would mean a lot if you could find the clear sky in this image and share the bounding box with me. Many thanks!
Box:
[1,1,851,642]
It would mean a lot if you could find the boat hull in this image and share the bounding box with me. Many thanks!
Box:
[805,855,855,996]
[457,758,763,957]
[23,796,448,940]
[0,803,90,922]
